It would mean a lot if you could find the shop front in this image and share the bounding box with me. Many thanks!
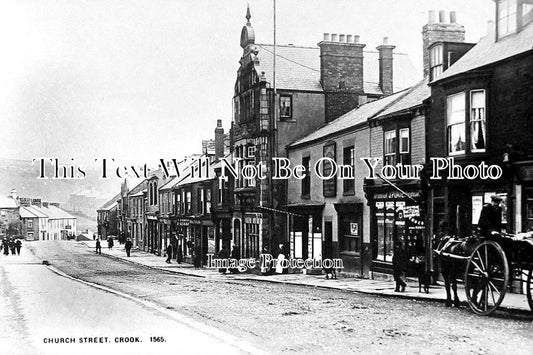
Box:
[286,203,324,262]
[367,187,425,276]
[334,203,367,276]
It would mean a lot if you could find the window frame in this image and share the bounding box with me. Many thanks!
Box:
[301,156,311,198]
[470,90,487,153]
[429,44,443,81]
[497,0,518,40]
[446,89,488,156]
[384,130,398,166]
[446,92,467,156]
[279,94,293,120]
[343,146,355,195]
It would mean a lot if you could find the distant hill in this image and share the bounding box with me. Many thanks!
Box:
[0,158,121,213]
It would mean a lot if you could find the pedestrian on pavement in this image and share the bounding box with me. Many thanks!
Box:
[2,239,8,256]
[229,244,240,274]
[15,239,22,255]
[108,237,114,250]
[176,243,183,264]
[125,238,133,257]
[217,245,229,273]
[392,240,408,292]
[95,239,102,254]
[9,238,16,255]
[193,245,202,269]
[165,243,173,263]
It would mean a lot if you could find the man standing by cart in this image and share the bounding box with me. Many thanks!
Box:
[478,195,503,237]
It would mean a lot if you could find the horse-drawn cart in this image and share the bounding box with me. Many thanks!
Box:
[434,231,533,315]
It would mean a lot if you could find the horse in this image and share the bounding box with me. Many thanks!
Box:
[433,234,478,307]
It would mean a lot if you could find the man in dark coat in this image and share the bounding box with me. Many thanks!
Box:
[217,245,229,273]
[125,238,133,257]
[3,239,9,255]
[392,240,408,292]
[15,239,21,255]
[9,238,16,255]
[478,195,503,237]
[229,244,240,274]
[165,243,173,263]
[95,239,102,254]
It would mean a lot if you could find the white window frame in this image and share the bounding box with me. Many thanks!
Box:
[447,92,466,156]
[470,90,487,153]
[384,130,397,165]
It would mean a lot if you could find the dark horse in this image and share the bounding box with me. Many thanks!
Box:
[433,234,478,307]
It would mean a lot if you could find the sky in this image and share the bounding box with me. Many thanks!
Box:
[0,0,494,167]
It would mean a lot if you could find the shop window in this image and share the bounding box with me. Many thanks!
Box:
[470,90,486,152]
[280,95,292,120]
[343,146,355,194]
[429,44,443,81]
[447,92,466,155]
[340,216,360,253]
[302,156,311,198]
[374,200,423,263]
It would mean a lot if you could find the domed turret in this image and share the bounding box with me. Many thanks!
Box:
[240,5,255,49]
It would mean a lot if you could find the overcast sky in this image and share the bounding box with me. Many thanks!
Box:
[0,0,494,166]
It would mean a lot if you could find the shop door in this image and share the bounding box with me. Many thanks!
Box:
[324,222,333,259]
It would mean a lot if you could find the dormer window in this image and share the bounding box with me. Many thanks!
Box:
[497,0,533,39]
[497,0,517,39]
[429,44,443,81]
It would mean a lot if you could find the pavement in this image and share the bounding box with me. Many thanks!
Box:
[83,240,532,314]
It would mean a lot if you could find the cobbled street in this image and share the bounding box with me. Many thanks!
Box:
[20,241,533,354]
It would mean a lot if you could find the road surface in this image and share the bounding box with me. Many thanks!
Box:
[2,241,533,354]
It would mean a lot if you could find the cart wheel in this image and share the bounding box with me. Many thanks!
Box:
[464,240,509,315]
[526,269,533,311]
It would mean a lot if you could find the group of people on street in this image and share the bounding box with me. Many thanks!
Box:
[216,244,241,274]
[1,238,22,256]
[393,194,505,293]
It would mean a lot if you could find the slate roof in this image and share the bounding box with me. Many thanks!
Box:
[255,44,419,93]
[288,88,409,148]
[373,78,430,119]
[42,205,76,220]
[98,193,121,211]
[20,206,39,218]
[434,22,533,82]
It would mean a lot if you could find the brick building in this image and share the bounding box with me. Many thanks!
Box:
[426,1,533,239]
[231,6,418,258]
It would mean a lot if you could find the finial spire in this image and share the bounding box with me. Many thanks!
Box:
[246,4,251,24]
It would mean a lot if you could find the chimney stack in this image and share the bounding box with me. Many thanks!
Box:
[318,33,366,122]
[376,37,395,96]
[422,10,465,78]
[10,189,17,201]
[214,119,225,158]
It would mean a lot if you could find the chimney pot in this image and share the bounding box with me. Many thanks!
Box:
[217,119,222,128]
[323,33,330,41]
[383,37,389,45]
[428,10,436,24]
[450,11,457,23]
[339,34,345,42]
[346,35,353,42]
[353,35,360,44]
[439,10,447,23]
[331,33,338,42]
